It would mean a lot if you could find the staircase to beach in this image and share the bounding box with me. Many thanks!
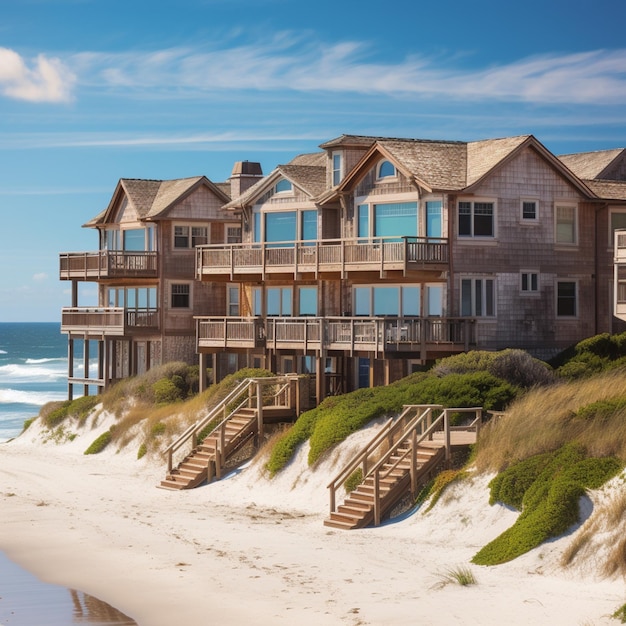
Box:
[324,405,482,530]
[160,376,298,490]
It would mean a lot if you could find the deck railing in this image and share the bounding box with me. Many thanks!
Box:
[196,315,475,353]
[61,307,159,334]
[59,251,158,280]
[196,236,448,279]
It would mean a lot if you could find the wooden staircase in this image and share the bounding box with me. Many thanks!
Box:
[160,376,298,491]
[324,405,482,530]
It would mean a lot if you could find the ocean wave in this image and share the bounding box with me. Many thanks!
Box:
[24,357,67,365]
[0,350,7,354]
[0,363,67,382]
[0,388,66,406]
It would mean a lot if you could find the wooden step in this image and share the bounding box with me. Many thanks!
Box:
[323,516,359,530]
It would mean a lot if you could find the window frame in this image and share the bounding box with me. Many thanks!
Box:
[457,198,496,239]
[227,284,240,316]
[460,277,496,317]
[520,271,540,295]
[377,160,397,180]
[173,223,209,249]
[332,152,343,186]
[170,282,191,309]
[274,178,293,194]
[520,198,539,223]
[609,209,626,247]
[555,203,578,246]
[556,280,577,317]
[226,224,242,244]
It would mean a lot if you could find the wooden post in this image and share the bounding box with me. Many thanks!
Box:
[411,428,417,496]
[374,471,381,526]
[83,336,90,397]
[67,336,74,401]
[329,485,335,514]
[257,380,264,441]
[444,409,451,463]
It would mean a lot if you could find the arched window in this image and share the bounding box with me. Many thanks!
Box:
[275,178,292,193]
[377,160,396,178]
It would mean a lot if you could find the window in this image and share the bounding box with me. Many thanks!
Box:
[557,281,577,316]
[461,278,495,316]
[555,205,577,244]
[266,287,292,316]
[521,272,539,293]
[298,287,317,316]
[108,287,157,310]
[123,229,146,251]
[265,211,296,245]
[521,200,538,221]
[426,201,442,238]
[358,204,369,238]
[226,226,241,244]
[174,225,208,248]
[275,179,292,193]
[332,152,342,186]
[353,285,422,317]
[377,160,396,178]
[301,210,317,243]
[171,283,190,308]
[610,211,626,246]
[356,202,418,239]
[227,286,239,316]
[458,200,495,237]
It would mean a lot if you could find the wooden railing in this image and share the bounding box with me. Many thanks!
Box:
[59,251,158,280]
[196,316,476,353]
[163,376,296,475]
[61,307,159,334]
[327,405,483,525]
[196,236,449,279]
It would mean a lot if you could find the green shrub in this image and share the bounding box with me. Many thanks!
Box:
[151,422,166,437]
[575,398,626,422]
[473,444,621,565]
[44,400,72,427]
[84,430,113,455]
[152,378,183,404]
[69,395,99,424]
[137,442,147,459]
[22,417,36,431]
[344,468,363,493]
[613,603,626,623]
[424,469,468,512]
[556,331,626,380]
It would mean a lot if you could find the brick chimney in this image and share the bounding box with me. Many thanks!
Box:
[229,161,263,199]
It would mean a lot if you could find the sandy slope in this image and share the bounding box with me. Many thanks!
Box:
[0,413,623,626]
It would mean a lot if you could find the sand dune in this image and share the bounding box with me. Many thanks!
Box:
[0,414,623,625]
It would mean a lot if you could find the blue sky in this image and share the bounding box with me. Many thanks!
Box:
[1,0,626,321]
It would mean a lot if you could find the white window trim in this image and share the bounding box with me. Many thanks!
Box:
[170,281,192,310]
[227,284,240,317]
[457,197,498,240]
[554,202,578,246]
[460,276,496,317]
[376,159,398,180]
[225,224,242,244]
[173,223,209,250]
[608,209,626,248]
[332,151,343,186]
[354,194,420,238]
[556,279,578,318]
[520,270,540,295]
[274,178,293,194]
[520,198,539,223]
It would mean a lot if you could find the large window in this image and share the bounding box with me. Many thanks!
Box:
[461,278,495,316]
[301,211,317,243]
[298,287,317,316]
[354,285,422,317]
[265,212,296,245]
[266,287,292,316]
[171,283,190,308]
[458,201,495,238]
[108,286,157,310]
[174,225,208,249]
[557,281,577,316]
[426,201,442,238]
[555,205,577,244]
[357,202,418,239]
[254,210,318,245]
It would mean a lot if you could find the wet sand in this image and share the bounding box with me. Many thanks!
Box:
[0,551,136,626]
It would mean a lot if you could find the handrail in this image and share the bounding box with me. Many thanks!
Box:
[327,405,483,521]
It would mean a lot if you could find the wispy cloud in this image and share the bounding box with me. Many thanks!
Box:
[0,47,75,102]
[33,272,48,281]
[66,37,626,105]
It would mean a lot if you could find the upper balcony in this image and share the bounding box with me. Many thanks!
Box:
[614,230,626,321]
[196,316,475,358]
[196,237,449,281]
[61,307,159,336]
[59,251,158,281]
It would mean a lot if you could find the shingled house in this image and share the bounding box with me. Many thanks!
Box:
[194,135,626,403]
[59,163,262,398]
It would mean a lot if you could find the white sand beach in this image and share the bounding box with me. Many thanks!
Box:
[0,414,624,626]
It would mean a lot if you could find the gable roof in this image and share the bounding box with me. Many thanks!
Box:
[466,136,532,186]
[84,176,231,226]
[558,149,626,180]
[584,179,626,201]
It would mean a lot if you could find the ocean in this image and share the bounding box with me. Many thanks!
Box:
[0,322,69,442]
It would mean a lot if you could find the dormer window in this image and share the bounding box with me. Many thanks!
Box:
[377,160,396,179]
[275,179,292,193]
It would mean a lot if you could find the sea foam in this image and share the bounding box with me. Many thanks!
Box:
[0,363,67,383]
[0,388,66,406]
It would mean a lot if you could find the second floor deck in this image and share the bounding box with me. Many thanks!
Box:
[196,316,475,357]
[61,307,159,336]
[59,251,158,281]
[196,237,449,280]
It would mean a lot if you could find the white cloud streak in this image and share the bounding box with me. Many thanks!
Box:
[4,36,626,106]
[67,37,626,105]
[0,47,75,102]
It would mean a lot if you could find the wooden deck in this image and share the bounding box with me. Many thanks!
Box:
[196,236,449,281]
[59,251,158,280]
[61,307,159,336]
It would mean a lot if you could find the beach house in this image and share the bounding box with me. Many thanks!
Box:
[194,135,626,404]
[59,164,262,398]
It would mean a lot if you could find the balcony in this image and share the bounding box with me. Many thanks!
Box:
[61,307,159,336]
[59,251,158,281]
[196,237,449,281]
[614,230,626,321]
[197,316,475,356]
